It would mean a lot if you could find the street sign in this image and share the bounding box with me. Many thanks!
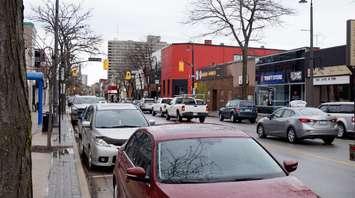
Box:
[88,57,102,62]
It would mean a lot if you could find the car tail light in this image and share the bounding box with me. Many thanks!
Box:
[182,106,185,111]
[235,108,240,113]
[299,118,313,123]
[352,117,355,123]
[206,105,209,112]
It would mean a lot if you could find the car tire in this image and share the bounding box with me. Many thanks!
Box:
[87,149,95,170]
[160,108,164,117]
[177,111,183,122]
[323,137,335,145]
[152,110,156,116]
[257,124,266,138]
[231,114,236,123]
[336,123,346,138]
[249,118,256,124]
[219,113,224,121]
[199,117,206,123]
[166,113,171,121]
[78,138,84,157]
[287,127,298,144]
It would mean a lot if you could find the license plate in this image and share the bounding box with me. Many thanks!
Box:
[319,121,328,125]
[244,109,252,112]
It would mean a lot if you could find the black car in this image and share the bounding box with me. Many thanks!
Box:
[219,99,257,123]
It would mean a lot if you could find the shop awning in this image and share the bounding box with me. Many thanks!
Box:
[313,65,352,77]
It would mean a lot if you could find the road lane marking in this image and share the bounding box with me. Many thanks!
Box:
[264,142,355,168]
[91,174,113,179]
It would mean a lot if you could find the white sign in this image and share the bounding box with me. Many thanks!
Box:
[313,75,350,85]
[290,100,307,107]
[238,75,249,85]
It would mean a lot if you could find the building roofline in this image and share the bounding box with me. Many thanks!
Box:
[168,42,285,51]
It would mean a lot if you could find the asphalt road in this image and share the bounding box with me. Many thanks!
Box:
[81,113,355,198]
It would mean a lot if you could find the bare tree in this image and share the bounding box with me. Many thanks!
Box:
[125,42,154,98]
[187,0,293,99]
[0,0,33,197]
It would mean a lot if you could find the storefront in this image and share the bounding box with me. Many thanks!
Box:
[255,48,307,113]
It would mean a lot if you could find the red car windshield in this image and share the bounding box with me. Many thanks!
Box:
[157,138,285,184]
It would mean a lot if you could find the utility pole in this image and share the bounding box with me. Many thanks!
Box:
[53,0,60,143]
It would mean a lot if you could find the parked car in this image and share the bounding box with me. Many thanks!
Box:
[219,99,257,123]
[319,102,355,138]
[166,97,208,123]
[78,103,155,169]
[152,97,172,116]
[257,107,338,144]
[69,95,98,125]
[113,124,317,198]
[139,98,155,113]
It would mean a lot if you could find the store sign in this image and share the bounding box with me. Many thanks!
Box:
[313,75,350,85]
[261,72,284,84]
[198,67,224,80]
[290,71,303,82]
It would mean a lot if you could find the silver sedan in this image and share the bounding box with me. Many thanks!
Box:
[256,107,338,144]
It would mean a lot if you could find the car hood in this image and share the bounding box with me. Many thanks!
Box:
[95,128,138,140]
[157,176,317,198]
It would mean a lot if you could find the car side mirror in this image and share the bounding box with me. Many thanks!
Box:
[126,167,148,182]
[149,119,156,126]
[283,160,298,173]
[82,121,91,128]
[68,102,73,107]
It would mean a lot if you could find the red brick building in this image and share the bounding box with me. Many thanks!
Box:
[160,41,282,97]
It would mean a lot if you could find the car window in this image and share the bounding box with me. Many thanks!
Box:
[125,131,152,179]
[95,109,148,128]
[157,138,285,183]
[272,109,284,118]
[328,104,354,114]
[162,99,172,104]
[176,98,183,104]
[182,98,196,105]
[73,96,98,104]
[240,100,255,107]
[297,108,326,116]
[319,105,328,113]
[282,110,295,118]
[83,106,92,121]
[231,100,239,106]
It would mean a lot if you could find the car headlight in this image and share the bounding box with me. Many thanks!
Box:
[95,138,110,147]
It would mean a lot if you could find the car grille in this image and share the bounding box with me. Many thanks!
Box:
[102,137,126,146]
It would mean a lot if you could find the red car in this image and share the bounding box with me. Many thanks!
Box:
[113,124,318,198]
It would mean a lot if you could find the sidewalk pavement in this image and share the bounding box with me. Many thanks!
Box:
[31,112,90,198]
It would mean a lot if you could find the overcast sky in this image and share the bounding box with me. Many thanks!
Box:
[24,0,355,85]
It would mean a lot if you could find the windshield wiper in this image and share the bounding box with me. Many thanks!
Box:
[231,177,263,182]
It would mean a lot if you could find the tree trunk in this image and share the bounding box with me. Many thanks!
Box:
[0,0,33,197]
[241,47,248,100]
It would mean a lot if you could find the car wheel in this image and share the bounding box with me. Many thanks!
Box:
[231,114,236,123]
[87,149,95,170]
[152,110,156,116]
[257,124,266,138]
[166,113,171,121]
[199,117,206,123]
[219,113,224,121]
[78,138,84,157]
[249,118,256,124]
[322,137,335,145]
[287,127,298,144]
[336,123,346,138]
[160,108,164,117]
[177,111,183,122]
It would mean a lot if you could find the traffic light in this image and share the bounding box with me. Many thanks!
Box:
[178,60,184,72]
[102,59,109,70]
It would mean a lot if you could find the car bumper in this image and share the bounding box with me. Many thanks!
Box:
[298,128,338,139]
[181,112,208,118]
[91,145,119,167]
[236,112,257,119]
[141,107,153,111]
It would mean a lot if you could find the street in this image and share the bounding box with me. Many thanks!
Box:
[83,113,355,198]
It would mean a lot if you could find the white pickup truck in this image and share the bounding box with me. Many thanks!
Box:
[152,97,173,117]
[166,97,208,123]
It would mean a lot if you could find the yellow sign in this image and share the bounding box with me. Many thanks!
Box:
[178,61,184,72]
[125,71,132,80]
[103,59,109,70]
[71,67,79,77]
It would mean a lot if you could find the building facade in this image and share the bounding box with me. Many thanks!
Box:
[107,35,167,81]
[160,41,282,97]
[195,60,256,111]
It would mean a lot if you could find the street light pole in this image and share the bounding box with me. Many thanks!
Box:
[300,0,314,106]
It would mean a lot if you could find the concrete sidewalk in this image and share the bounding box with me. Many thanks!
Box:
[31,112,90,198]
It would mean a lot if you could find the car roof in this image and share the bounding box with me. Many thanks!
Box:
[145,123,250,142]
[95,103,138,110]
[320,102,354,105]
